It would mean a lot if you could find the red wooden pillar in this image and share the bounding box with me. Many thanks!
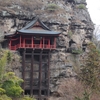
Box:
[9,39,11,50]
[43,37,44,48]
[24,37,25,48]
[48,39,50,48]
[40,39,42,48]
[54,38,56,48]
[32,36,33,48]
[20,35,21,48]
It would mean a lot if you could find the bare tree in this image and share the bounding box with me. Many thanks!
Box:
[92,25,100,49]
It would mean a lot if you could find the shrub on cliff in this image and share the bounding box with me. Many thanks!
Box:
[0,49,25,99]
[0,88,6,95]
[21,95,36,100]
[77,4,86,9]
[46,3,59,12]
[2,72,24,97]
[0,94,12,100]
[75,91,90,100]
[0,50,8,80]
[7,51,12,63]
[0,50,13,80]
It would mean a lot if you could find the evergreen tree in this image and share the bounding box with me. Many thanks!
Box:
[80,43,100,91]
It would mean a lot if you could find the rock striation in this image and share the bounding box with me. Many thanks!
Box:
[0,0,94,100]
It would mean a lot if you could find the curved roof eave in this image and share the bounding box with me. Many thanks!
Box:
[17,30,61,35]
[4,32,17,37]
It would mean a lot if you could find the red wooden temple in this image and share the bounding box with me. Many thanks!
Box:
[5,18,61,100]
[5,18,60,50]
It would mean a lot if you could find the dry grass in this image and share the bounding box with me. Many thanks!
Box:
[0,0,43,11]
[0,6,16,14]
[91,93,100,100]
[0,0,67,22]
[51,78,85,100]
[0,0,65,13]
[0,0,44,16]
[50,78,100,100]
[0,0,15,6]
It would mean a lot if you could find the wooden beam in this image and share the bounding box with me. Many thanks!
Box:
[25,53,49,56]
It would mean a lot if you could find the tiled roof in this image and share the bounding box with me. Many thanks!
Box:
[17,17,61,35]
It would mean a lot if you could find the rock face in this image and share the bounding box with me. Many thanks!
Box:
[0,0,94,100]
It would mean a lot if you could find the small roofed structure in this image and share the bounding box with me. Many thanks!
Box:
[5,17,61,50]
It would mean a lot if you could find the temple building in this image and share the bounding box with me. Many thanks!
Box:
[5,17,61,100]
[5,18,60,50]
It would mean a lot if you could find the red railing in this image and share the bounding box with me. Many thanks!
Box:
[34,44,41,48]
[10,44,56,50]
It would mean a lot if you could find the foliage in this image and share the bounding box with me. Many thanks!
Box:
[46,3,59,11]
[72,49,83,54]
[0,50,8,80]
[80,43,100,91]
[0,94,12,100]
[21,95,36,100]
[68,31,73,38]
[0,88,6,95]
[0,50,13,80]
[75,91,90,100]
[77,4,86,9]
[7,51,12,63]
[0,49,24,99]
[2,72,24,97]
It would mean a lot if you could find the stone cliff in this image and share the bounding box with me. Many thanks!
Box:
[0,0,94,100]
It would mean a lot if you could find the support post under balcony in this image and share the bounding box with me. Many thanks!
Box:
[22,49,26,90]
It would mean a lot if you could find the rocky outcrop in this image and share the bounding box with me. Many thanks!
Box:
[0,0,94,99]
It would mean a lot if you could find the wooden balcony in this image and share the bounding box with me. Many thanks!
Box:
[10,43,56,50]
[9,36,56,50]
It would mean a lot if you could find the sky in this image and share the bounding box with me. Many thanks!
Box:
[86,0,100,25]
